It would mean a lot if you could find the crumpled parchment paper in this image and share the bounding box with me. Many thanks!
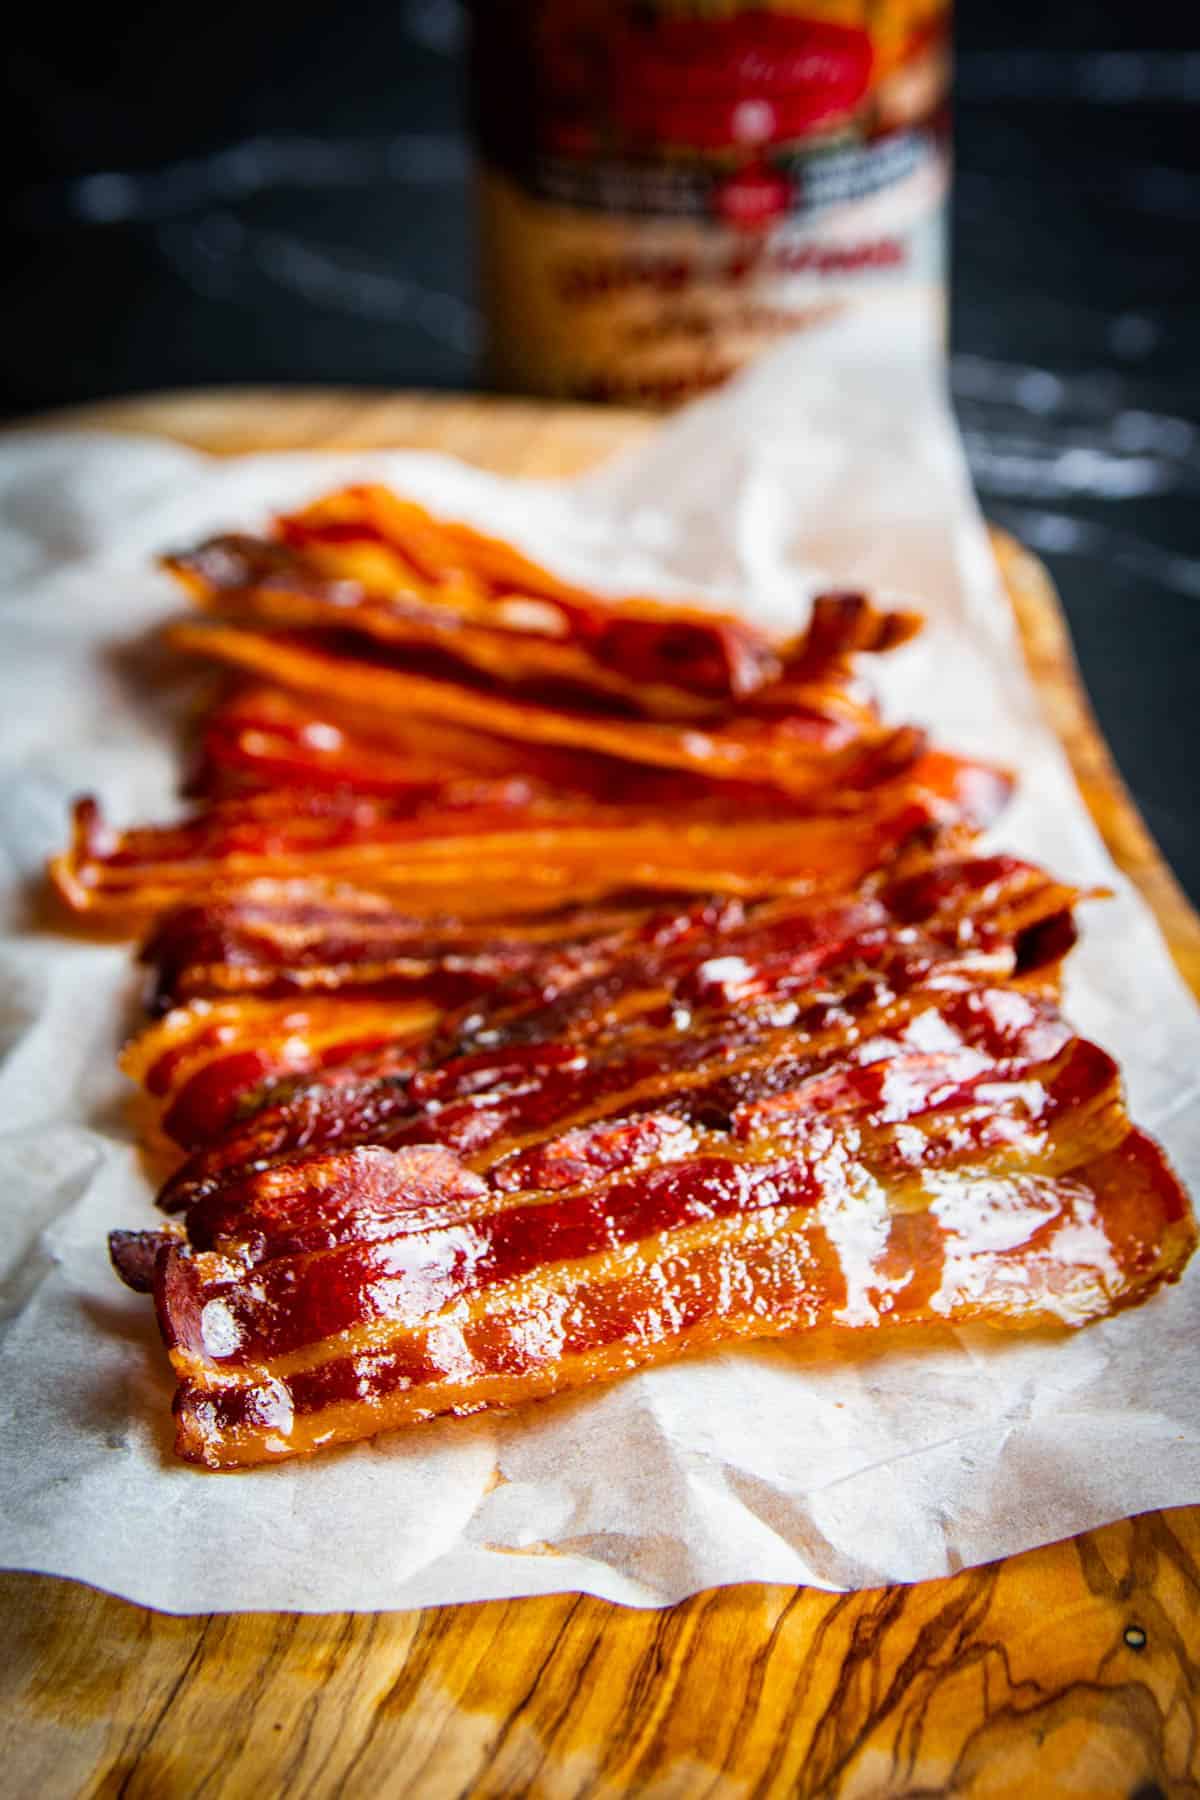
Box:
[1,299,1196,1613]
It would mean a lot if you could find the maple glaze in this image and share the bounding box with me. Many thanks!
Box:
[41,483,1192,1469]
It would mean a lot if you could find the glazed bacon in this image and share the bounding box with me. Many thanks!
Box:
[158,510,928,795]
[50,678,1011,928]
[126,895,666,1145]
[188,682,898,806]
[52,526,993,928]
[139,887,659,1012]
[163,485,920,720]
[118,856,1076,1153]
[139,856,1090,1208]
[132,1121,1193,1469]
[40,481,1191,1468]
[161,618,920,794]
[122,996,437,1151]
[112,867,1194,1468]
[52,777,992,930]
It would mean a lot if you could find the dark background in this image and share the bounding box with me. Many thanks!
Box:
[7,2,1199,902]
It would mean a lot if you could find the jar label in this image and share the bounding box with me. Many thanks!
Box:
[472,0,951,402]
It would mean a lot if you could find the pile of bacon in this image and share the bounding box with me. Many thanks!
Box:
[51,484,1195,1469]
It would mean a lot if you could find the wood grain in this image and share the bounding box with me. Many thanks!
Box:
[4,1508,1199,1799]
[3,390,1198,1800]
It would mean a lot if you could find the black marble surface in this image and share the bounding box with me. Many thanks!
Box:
[7,2,1199,901]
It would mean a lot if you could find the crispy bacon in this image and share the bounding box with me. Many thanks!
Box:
[122,996,437,1148]
[188,681,881,805]
[145,860,1090,1211]
[120,1021,1193,1467]
[161,619,924,794]
[125,898,669,1144]
[138,888,654,1011]
[38,480,1190,1469]
[51,679,1011,932]
[187,687,1012,840]
[187,684,597,799]
[123,857,1080,1149]
[49,788,985,928]
[49,522,998,930]
[122,889,1193,1469]
[163,485,920,719]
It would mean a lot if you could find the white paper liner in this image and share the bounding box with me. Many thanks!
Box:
[1,300,1197,1613]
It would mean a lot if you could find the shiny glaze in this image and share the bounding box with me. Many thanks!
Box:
[116,863,1193,1466]
[54,559,982,930]
[150,619,968,810]
[44,481,1190,1469]
[163,1030,1127,1372]
[144,859,1080,1190]
[147,1109,1191,1468]
[165,485,921,720]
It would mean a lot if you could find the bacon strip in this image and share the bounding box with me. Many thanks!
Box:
[51,695,1011,931]
[53,791,970,929]
[145,860,1089,1210]
[39,480,1189,1470]
[53,531,1000,931]
[107,849,1194,1468]
[123,1037,1194,1467]
[123,857,1081,1148]
[122,997,437,1149]
[160,619,923,793]
[139,889,654,1011]
[125,897,666,1144]
[187,681,889,807]
[163,485,920,719]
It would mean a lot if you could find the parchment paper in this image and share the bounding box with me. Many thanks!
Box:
[1,300,1197,1613]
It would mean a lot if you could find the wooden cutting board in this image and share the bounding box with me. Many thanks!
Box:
[3,391,1199,1800]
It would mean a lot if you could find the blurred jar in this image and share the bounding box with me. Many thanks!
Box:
[470,0,951,405]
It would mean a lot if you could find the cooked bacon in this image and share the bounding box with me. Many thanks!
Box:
[188,684,596,799]
[122,996,438,1148]
[70,537,995,937]
[43,480,1189,1469]
[139,889,655,1011]
[50,653,1013,933]
[188,681,880,806]
[166,533,762,722]
[130,858,1075,1113]
[145,860,1088,1214]
[49,757,1009,931]
[161,617,930,795]
[163,485,920,719]
[118,1041,1194,1467]
[125,897,667,1144]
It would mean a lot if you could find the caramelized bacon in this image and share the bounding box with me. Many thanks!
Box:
[161,619,926,794]
[146,862,1088,1211]
[167,533,760,722]
[50,760,1008,930]
[164,486,920,719]
[39,479,1190,1469]
[48,520,997,930]
[187,684,602,799]
[139,889,654,1011]
[120,1038,1194,1467]
[122,997,437,1148]
[188,681,886,808]
[51,665,1013,933]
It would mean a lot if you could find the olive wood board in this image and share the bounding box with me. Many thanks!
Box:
[2,389,1198,1800]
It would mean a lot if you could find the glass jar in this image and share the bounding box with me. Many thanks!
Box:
[470,0,951,404]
